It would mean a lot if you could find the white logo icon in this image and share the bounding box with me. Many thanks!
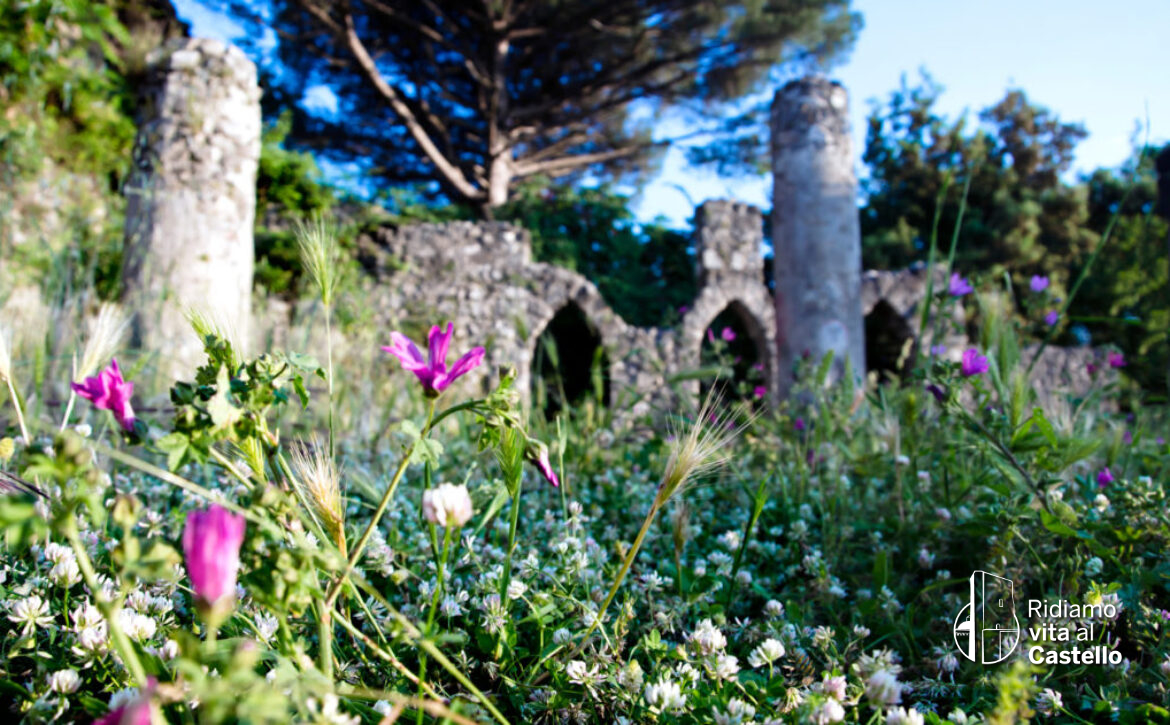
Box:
[953,570,1021,664]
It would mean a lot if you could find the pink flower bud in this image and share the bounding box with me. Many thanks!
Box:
[182,504,245,615]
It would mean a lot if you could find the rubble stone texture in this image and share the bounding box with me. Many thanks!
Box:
[771,76,865,396]
[121,38,260,380]
[354,200,777,414]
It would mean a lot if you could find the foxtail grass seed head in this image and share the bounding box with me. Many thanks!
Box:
[657,391,749,507]
[186,308,245,369]
[295,215,340,308]
[289,437,345,549]
[77,304,129,381]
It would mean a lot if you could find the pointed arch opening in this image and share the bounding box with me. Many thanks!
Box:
[699,300,768,403]
[865,299,914,382]
[531,302,611,419]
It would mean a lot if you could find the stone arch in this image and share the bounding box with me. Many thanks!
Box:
[864,298,915,381]
[530,301,612,416]
[523,267,628,415]
[700,300,770,401]
[678,285,776,402]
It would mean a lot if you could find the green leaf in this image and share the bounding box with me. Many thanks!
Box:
[156,432,190,471]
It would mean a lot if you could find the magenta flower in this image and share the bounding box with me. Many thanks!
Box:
[1108,352,1126,369]
[1087,362,1098,376]
[678,305,690,315]
[93,679,156,725]
[948,273,973,297]
[183,504,246,616]
[1030,275,1050,293]
[71,358,136,432]
[960,349,989,377]
[1044,310,1059,326]
[753,385,767,399]
[1096,467,1114,488]
[706,329,716,344]
[1123,430,1133,445]
[794,417,806,431]
[382,322,485,397]
[721,327,736,342]
[926,383,947,403]
[525,441,559,487]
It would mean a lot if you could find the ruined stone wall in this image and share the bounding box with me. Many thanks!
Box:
[354,200,778,415]
[121,38,261,380]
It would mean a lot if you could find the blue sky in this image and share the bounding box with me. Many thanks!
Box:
[173,0,1168,228]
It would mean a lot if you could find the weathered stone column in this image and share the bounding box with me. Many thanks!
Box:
[122,38,260,381]
[771,76,864,396]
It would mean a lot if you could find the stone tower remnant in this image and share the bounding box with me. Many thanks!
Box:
[121,38,261,380]
[771,76,865,396]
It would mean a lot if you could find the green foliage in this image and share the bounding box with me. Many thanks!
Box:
[499,182,696,327]
[861,73,1094,285]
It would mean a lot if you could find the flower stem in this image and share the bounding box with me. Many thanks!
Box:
[325,398,437,608]
[325,307,336,460]
[59,390,77,432]
[724,476,768,608]
[5,376,30,446]
[417,524,452,725]
[318,598,334,681]
[572,500,660,658]
[63,516,148,687]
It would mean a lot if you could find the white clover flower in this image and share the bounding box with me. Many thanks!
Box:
[48,669,81,694]
[644,679,686,714]
[108,687,140,710]
[1084,557,1103,578]
[553,628,573,645]
[866,669,903,705]
[1093,494,1110,512]
[74,423,93,438]
[440,591,468,617]
[690,618,727,655]
[735,570,752,587]
[117,609,157,642]
[565,660,599,688]
[714,654,740,680]
[853,625,871,639]
[1160,658,1170,677]
[917,548,935,569]
[506,580,527,600]
[373,701,392,716]
[764,600,785,619]
[254,612,279,643]
[8,595,52,633]
[43,542,75,566]
[895,454,910,466]
[713,698,757,725]
[810,698,845,724]
[820,674,847,701]
[73,601,104,630]
[886,706,925,725]
[675,662,700,685]
[916,470,930,482]
[148,639,180,661]
[812,626,835,649]
[422,483,473,528]
[73,623,109,658]
[1035,688,1062,717]
[717,530,741,551]
[305,693,359,725]
[50,559,82,588]
[618,660,644,692]
[693,562,708,578]
[748,638,786,668]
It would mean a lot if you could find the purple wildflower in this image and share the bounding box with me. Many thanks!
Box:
[382,322,485,397]
[1030,275,1049,293]
[960,349,989,377]
[948,273,973,297]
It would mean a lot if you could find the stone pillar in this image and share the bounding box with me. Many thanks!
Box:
[694,200,764,289]
[122,38,260,381]
[771,76,864,396]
